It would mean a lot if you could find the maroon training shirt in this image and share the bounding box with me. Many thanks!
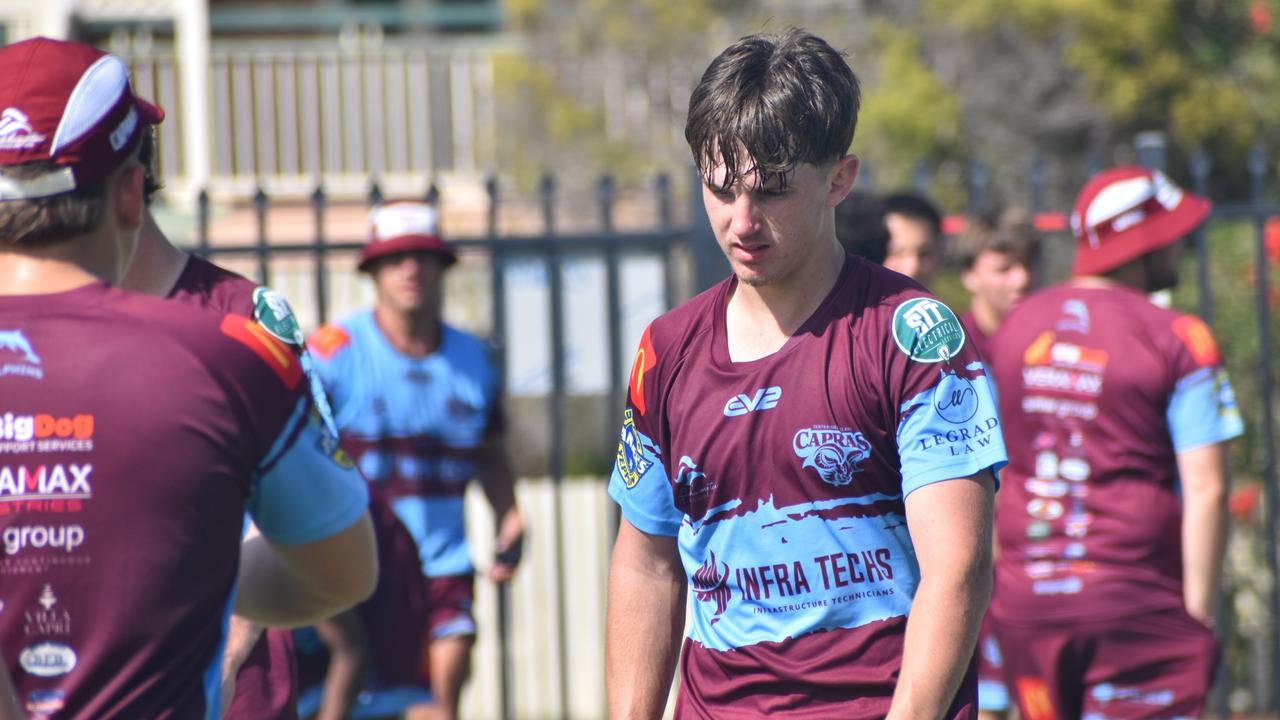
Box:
[168,255,300,720]
[987,283,1243,625]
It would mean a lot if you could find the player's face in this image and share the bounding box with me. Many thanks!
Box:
[963,250,1030,320]
[883,214,939,285]
[371,250,445,316]
[702,156,858,288]
[1143,241,1182,292]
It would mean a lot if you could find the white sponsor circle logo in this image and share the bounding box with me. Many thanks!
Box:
[19,642,76,677]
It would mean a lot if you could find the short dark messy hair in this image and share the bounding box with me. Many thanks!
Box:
[685,28,861,192]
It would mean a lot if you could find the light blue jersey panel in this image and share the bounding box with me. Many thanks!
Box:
[249,396,370,545]
[677,494,920,652]
[897,363,1007,494]
[1167,366,1245,452]
[312,310,500,577]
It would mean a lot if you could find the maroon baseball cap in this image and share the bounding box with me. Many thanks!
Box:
[359,201,458,272]
[0,37,163,200]
[1070,165,1211,276]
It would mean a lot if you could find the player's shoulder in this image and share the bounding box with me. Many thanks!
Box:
[647,275,725,351]
[170,254,259,315]
[108,285,306,392]
[307,310,369,361]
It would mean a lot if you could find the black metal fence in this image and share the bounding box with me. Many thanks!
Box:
[187,143,1280,717]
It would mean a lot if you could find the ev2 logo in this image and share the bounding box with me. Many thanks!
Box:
[723,386,782,417]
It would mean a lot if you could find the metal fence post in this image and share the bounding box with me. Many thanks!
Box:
[253,186,270,286]
[1135,131,1168,172]
[1248,145,1279,714]
[540,173,571,720]
[311,184,329,326]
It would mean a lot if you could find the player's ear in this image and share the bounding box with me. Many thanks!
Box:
[827,155,860,207]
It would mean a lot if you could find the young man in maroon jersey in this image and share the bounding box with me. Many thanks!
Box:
[986,166,1242,719]
[606,28,1003,718]
[120,128,306,720]
[0,38,377,719]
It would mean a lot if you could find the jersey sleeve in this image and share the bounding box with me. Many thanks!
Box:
[885,295,1007,496]
[219,315,369,544]
[607,324,682,536]
[249,396,370,544]
[1166,315,1245,451]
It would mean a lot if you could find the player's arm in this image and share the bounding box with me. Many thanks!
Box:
[1177,442,1229,626]
[476,430,525,582]
[219,614,264,716]
[606,517,686,720]
[887,470,995,720]
[235,515,377,627]
[312,610,370,720]
[0,656,20,720]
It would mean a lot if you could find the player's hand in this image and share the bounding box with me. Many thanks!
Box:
[489,511,525,583]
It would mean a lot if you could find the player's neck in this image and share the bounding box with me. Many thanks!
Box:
[374,303,441,357]
[0,228,121,295]
[120,211,190,297]
[724,242,844,362]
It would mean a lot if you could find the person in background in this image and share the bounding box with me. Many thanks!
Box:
[951,214,1040,720]
[883,190,943,286]
[308,201,525,720]
[987,166,1241,719]
[834,189,890,264]
[955,215,1039,358]
[606,28,1002,718]
[0,37,376,719]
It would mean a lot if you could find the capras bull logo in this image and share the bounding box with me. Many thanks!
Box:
[794,426,872,486]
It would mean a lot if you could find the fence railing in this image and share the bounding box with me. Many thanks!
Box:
[184,148,1280,716]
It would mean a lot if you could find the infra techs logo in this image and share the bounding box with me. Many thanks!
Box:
[0,330,42,380]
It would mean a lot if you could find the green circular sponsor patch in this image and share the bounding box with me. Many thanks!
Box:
[252,287,306,347]
[891,297,966,363]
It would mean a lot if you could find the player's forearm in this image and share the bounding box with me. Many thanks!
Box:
[886,563,990,720]
[1182,478,1227,624]
[313,614,369,720]
[235,514,378,627]
[606,525,686,720]
[1177,443,1230,625]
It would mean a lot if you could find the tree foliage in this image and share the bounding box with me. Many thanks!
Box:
[924,0,1280,157]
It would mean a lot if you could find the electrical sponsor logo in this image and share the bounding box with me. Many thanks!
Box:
[3,525,85,556]
[0,413,94,454]
[723,386,782,417]
[24,584,70,636]
[793,426,871,486]
[0,464,93,513]
[689,545,900,618]
[253,287,307,347]
[0,108,46,150]
[0,329,42,380]
[615,409,652,489]
[932,371,978,424]
[892,298,966,363]
[18,641,76,678]
[916,416,1001,457]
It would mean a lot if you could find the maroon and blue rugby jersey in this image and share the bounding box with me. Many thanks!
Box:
[167,255,301,720]
[0,281,368,720]
[609,255,1006,718]
[987,283,1243,625]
